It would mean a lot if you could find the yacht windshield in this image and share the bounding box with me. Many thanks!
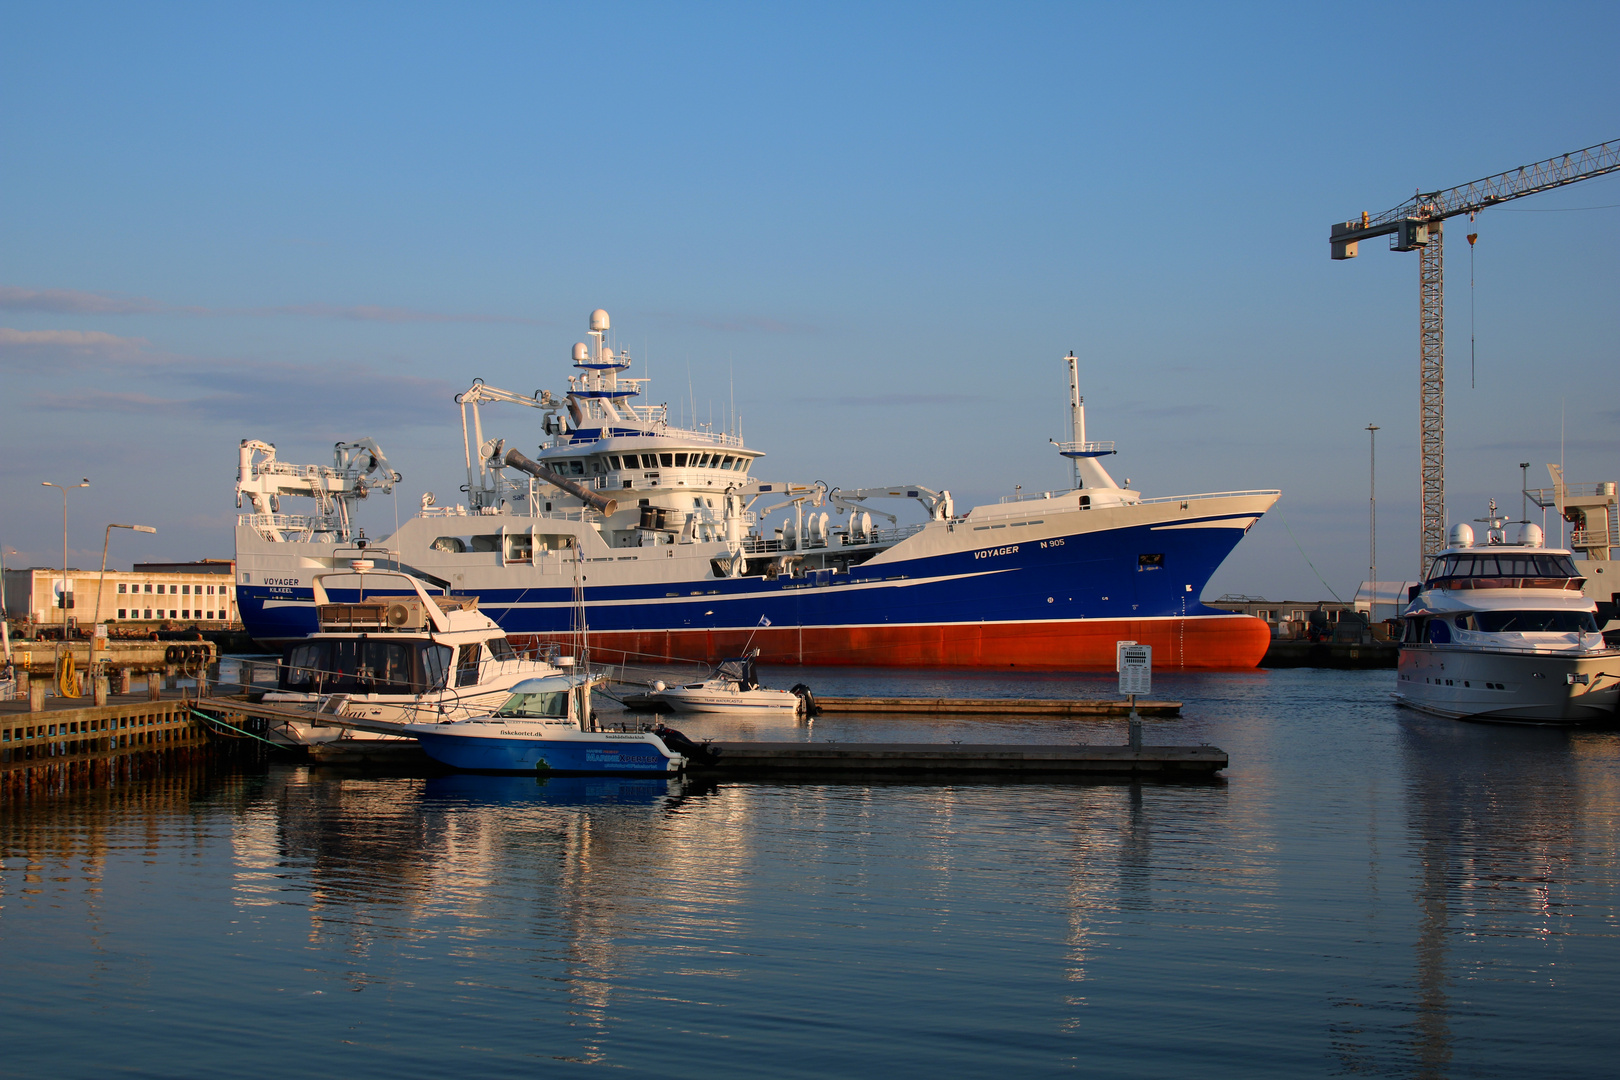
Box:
[1466,611,1599,633]
[494,690,571,718]
[1432,553,1579,579]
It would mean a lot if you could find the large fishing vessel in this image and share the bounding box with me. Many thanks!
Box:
[234,309,1280,669]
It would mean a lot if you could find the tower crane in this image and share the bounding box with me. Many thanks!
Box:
[1328,139,1620,574]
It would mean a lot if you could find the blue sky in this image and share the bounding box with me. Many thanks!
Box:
[2,1,1616,601]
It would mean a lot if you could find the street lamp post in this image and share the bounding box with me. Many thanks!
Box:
[1520,462,1531,522]
[1365,425,1379,622]
[41,480,90,645]
[94,523,158,629]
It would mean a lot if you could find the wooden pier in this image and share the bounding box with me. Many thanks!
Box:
[810,696,1181,716]
[691,741,1224,778]
[619,691,1181,716]
[1,693,211,771]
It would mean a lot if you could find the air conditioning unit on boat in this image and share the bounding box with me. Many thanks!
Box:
[386,600,428,629]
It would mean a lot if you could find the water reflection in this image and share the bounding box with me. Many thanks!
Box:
[1399,716,1620,1076]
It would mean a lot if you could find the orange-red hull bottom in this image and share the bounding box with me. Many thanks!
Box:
[515,615,1270,671]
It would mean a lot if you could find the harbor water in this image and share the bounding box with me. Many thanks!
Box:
[3,667,1618,1078]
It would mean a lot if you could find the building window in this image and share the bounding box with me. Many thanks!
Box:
[171,585,179,594]
[144,583,153,593]
[144,609,153,619]
[207,585,215,595]
[118,608,127,619]
[118,583,128,594]
[182,584,190,595]
[170,609,177,618]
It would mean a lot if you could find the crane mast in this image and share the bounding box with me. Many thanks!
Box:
[1328,139,1620,575]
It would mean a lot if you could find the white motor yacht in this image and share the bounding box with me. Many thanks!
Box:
[1395,508,1620,725]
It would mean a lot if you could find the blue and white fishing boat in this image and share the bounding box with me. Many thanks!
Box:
[402,674,686,773]
[234,309,1281,670]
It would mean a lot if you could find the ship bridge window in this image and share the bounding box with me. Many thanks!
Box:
[431,536,468,553]
[675,453,688,467]
[607,455,621,470]
[487,637,518,660]
[721,456,735,469]
[660,453,674,468]
[569,460,585,476]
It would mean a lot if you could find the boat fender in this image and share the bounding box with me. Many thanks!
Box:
[165,645,180,663]
[653,680,666,692]
[789,683,819,717]
[652,722,721,765]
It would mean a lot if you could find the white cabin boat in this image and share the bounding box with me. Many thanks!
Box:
[1395,508,1620,725]
[261,563,563,746]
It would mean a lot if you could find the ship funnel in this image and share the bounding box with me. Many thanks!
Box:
[503,448,618,517]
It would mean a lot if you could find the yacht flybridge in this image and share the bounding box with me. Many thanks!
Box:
[235,309,1280,670]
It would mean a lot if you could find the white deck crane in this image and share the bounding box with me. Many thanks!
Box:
[1329,139,1620,574]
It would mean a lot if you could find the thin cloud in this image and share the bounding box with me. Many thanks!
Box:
[0,284,545,326]
[647,311,820,335]
[0,286,164,315]
[0,327,150,360]
[800,392,974,406]
[261,303,546,326]
[32,358,459,432]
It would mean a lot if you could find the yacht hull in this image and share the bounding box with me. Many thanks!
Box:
[1395,645,1620,724]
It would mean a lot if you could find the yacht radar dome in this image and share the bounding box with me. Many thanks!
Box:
[1513,522,1544,547]
[572,342,588,362]
[590,309,610,332]
[1448,523,1475,548]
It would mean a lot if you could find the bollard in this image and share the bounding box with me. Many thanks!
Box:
[94,676,109,707]
[16,670,29,697]
[164,671,178,691]
[147,672,162,701]
[119,667,132,694]
[30,682,47,712]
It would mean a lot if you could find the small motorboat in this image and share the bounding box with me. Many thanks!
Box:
[402,673,686,773]
[650,651,809,715]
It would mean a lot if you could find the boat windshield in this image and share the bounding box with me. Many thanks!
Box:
[1430,552,1578,580]
[1456,610,1599,633]
[494,690,571,718]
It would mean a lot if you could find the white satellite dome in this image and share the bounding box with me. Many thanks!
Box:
[590,308,610,332]
[572,342,588,362]
[1448,523,1475,548]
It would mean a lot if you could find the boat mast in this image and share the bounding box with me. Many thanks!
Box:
[1067,350,1084,491]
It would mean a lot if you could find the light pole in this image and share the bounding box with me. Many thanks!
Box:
[94,523,158,629]
[1365,425,1378,622]
[41,480,90,645]
[1520,462,1531,522]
